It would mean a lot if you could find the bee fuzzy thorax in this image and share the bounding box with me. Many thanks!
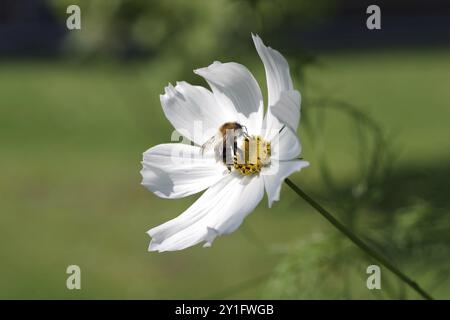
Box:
[233,135,271,176]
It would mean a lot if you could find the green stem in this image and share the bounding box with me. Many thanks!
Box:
[284,178,433,300]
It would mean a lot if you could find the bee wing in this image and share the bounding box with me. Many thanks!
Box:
[200,134,221,155]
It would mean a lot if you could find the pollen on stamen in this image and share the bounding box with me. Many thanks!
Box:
[233,135,271,176]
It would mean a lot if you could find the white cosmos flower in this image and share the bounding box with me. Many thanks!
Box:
[141,34,309,252]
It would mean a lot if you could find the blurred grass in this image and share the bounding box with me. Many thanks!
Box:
[0,47,449,299]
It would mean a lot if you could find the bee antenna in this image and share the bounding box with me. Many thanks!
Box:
[241,125,250,137]
[279,124,286,134]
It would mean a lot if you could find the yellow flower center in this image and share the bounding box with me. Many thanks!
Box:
[233,136,271,175]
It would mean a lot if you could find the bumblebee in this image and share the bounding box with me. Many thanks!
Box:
[201,122,248,171]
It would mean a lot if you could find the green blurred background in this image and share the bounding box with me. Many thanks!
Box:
[0,0,449,299]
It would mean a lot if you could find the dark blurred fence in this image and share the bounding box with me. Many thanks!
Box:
[0,0,65,57]
[289,0,450,50]
[0,0,449,58]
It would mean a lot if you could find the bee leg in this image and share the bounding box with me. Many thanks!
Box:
[222,142,227,164]
[241,125,249,136]
[221,164,232,175]
[223,143,234,166]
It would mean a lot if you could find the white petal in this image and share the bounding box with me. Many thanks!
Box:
[160,81,234,145]
[270,123,301,161]
[263,160,310,208]
[273,90,301,132]
[148,174,264,252]
[194,61,264,135]
[252,34,294,107]
[141,143,226,199]
[264,90,301,137]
